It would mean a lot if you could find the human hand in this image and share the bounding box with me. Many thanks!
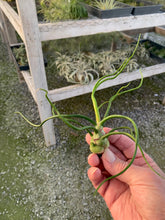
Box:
[86,127,165,220]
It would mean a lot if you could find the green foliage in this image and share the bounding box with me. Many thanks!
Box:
[52,51,99,84]
[144,41,165,59]
[39,0,88,22]
[153,0,165,8]
[49,43,149,84]
[70,0,88,19]
[118,0,157,6]
[93,0,119,10]
[39,0,70,22]
[12,45,28,66]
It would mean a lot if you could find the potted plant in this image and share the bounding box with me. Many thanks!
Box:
[11,43,47,71]
[118,0,162,15]
[10,43,29,71]
[142,40,165,63]
[82,0,133,19]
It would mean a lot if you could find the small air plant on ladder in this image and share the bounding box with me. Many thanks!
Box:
[15,35,164,192]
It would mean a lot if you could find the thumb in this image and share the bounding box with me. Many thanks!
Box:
[102,148,138,184]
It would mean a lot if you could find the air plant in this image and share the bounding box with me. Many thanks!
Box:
[52,51,99,84]
[125,58,139,72]
[92,49,139,76]
[15,35,164,192]
[12,44,28,66]
[50,43,145,84]
[66,59,99,84]
[54,52,73,76]
[135,44,150,60]
[96,50,118,76]
[93,0,119,10]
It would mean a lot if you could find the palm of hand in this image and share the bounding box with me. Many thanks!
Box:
[103,175,154,220]
[88,149,165,220]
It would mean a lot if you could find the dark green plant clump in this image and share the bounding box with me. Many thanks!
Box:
[70,0,88,19]
[144,41,165,59]
[12,45,28,66]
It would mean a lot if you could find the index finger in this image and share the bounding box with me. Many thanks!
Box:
[108,133,141,159]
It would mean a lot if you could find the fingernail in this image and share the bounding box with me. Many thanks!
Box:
[103,148,116,163]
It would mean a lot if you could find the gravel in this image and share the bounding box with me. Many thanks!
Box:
[0,38,165,220]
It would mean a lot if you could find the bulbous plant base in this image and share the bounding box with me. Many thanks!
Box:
[90,126,109,154]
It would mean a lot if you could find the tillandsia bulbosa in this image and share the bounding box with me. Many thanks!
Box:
[15,35,164,192]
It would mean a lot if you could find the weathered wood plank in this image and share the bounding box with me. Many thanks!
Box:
[39,13,165,41]
[122,27,155,36]
[0,0,23,40]
[155,25,165,36]
[0,8,18,64]
[0,8,17,44]
[21,71,37,103]
[121,27,155,43]
[0,9,11,51]
[48,64,165,102]
[16,0,56,146]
